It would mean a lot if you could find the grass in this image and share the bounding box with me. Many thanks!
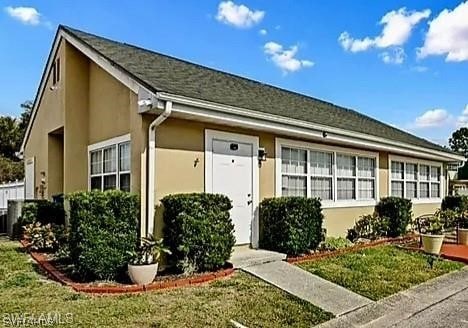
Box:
[0,239,332,327]
[298,245,464,301]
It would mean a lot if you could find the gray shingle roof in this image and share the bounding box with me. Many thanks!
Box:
[62,25,454,154]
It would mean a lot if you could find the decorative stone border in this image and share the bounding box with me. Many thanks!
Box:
[287,235,417,264]
[20,240,234,294]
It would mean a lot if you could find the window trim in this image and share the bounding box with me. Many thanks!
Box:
[388,155,444,204]
[275,138,379,208]
[87,134,131,192]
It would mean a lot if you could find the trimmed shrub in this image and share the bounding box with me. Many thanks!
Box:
[441,195,468,213]
[346,214,389,242]
[161,193,235,274]
[375,197,412,237]
[259,197,323,255]
[67,190,139,281]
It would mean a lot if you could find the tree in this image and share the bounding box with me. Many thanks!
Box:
[449,128,468,157]
[449,128,468,179]
[0,100,33,182]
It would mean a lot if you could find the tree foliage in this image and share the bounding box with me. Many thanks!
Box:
[449,128,468,179]
[0,100,33,182]
[449,128,468,157]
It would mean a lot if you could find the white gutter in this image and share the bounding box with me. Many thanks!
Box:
[147,100,172,236]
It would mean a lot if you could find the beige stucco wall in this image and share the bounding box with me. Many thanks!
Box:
[24,41,142,199]
[153,117,443,237]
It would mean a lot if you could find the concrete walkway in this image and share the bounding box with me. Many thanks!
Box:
[243,260,372,316]
[317,267,468,328]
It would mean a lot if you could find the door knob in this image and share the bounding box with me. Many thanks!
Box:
[247,200,252,205]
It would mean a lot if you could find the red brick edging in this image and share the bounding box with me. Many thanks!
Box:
[20,240,234,294]
[286,235,416,264]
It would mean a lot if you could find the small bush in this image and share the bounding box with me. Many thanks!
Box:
[375,197,412,237]
[319,237,353,251]
[259,197,323,255]
[23,222,60,251]
[68,190,139,281]
[441,195,468,212]
[161,193,235,274]
[347,214,389,242]
[20,203,38,225]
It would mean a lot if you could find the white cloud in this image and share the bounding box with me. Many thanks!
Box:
[414,109,452,128]
[456,105,468,127]
[412,65,429,72]
[339,7,430,52]
[380,47,406,64]
[259,29,267,36]
[4,6,41,25]
[418,1,468,62]
[216,1,264,28]
[264,41,314,73]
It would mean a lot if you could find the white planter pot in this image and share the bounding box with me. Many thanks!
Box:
[421,234,445,255]
[458,228,468,246]
[128,263,159,285]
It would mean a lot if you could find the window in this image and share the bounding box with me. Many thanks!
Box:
[281,147,307,196]
[310,151,333,200]
[89,139,131,192]
[336,154,355,200]
[390,158,442,200]
[52,58,60,85]
[278,140,377,205]
[358,157,376,199]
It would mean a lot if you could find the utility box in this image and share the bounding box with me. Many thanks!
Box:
[7,200,24,237]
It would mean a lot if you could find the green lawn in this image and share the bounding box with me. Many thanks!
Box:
[0,239,332,327]
[298,245,464,301]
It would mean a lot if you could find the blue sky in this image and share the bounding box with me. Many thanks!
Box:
[1,0,467,145]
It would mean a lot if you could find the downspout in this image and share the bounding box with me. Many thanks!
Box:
[147,100,172,236]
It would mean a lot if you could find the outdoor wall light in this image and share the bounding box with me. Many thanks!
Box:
[258,147,267,164]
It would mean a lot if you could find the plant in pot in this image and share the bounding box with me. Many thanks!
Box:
[127,234,171,285]
[418,214,445,255]
[457,211,468,246]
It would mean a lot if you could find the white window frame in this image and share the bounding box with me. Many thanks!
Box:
[388,155,444,204]
[87,134,131,192]
[275,138,379,208]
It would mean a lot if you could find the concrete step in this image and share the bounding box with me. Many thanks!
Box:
[229,248,286,269]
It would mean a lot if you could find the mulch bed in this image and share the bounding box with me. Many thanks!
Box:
[20,240,234,294]
[398,240,468,264]
[286,235,417,264]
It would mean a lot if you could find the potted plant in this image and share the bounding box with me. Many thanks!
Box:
[419,214,445,255]
[458,212,468,245]
[127,234,171,285]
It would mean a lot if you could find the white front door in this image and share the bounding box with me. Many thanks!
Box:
[206,130,259,245]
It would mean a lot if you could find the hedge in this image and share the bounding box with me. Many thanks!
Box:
[259,197,323,255]
[161,193,235,274]
[375,197,412,237]
[441,195,468,212]
[67,190,139,281]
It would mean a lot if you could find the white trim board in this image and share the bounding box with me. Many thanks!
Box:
[275,137,380,209]
[205,129,260,248]
[157,92,465,163]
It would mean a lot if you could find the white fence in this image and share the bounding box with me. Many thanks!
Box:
[0,181,24,214]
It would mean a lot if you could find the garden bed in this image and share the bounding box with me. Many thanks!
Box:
[20,240,234,294]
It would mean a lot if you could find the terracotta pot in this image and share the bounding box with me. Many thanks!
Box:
[421,234,444,255]
[458,228,468,246]
[128,263,158,285]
